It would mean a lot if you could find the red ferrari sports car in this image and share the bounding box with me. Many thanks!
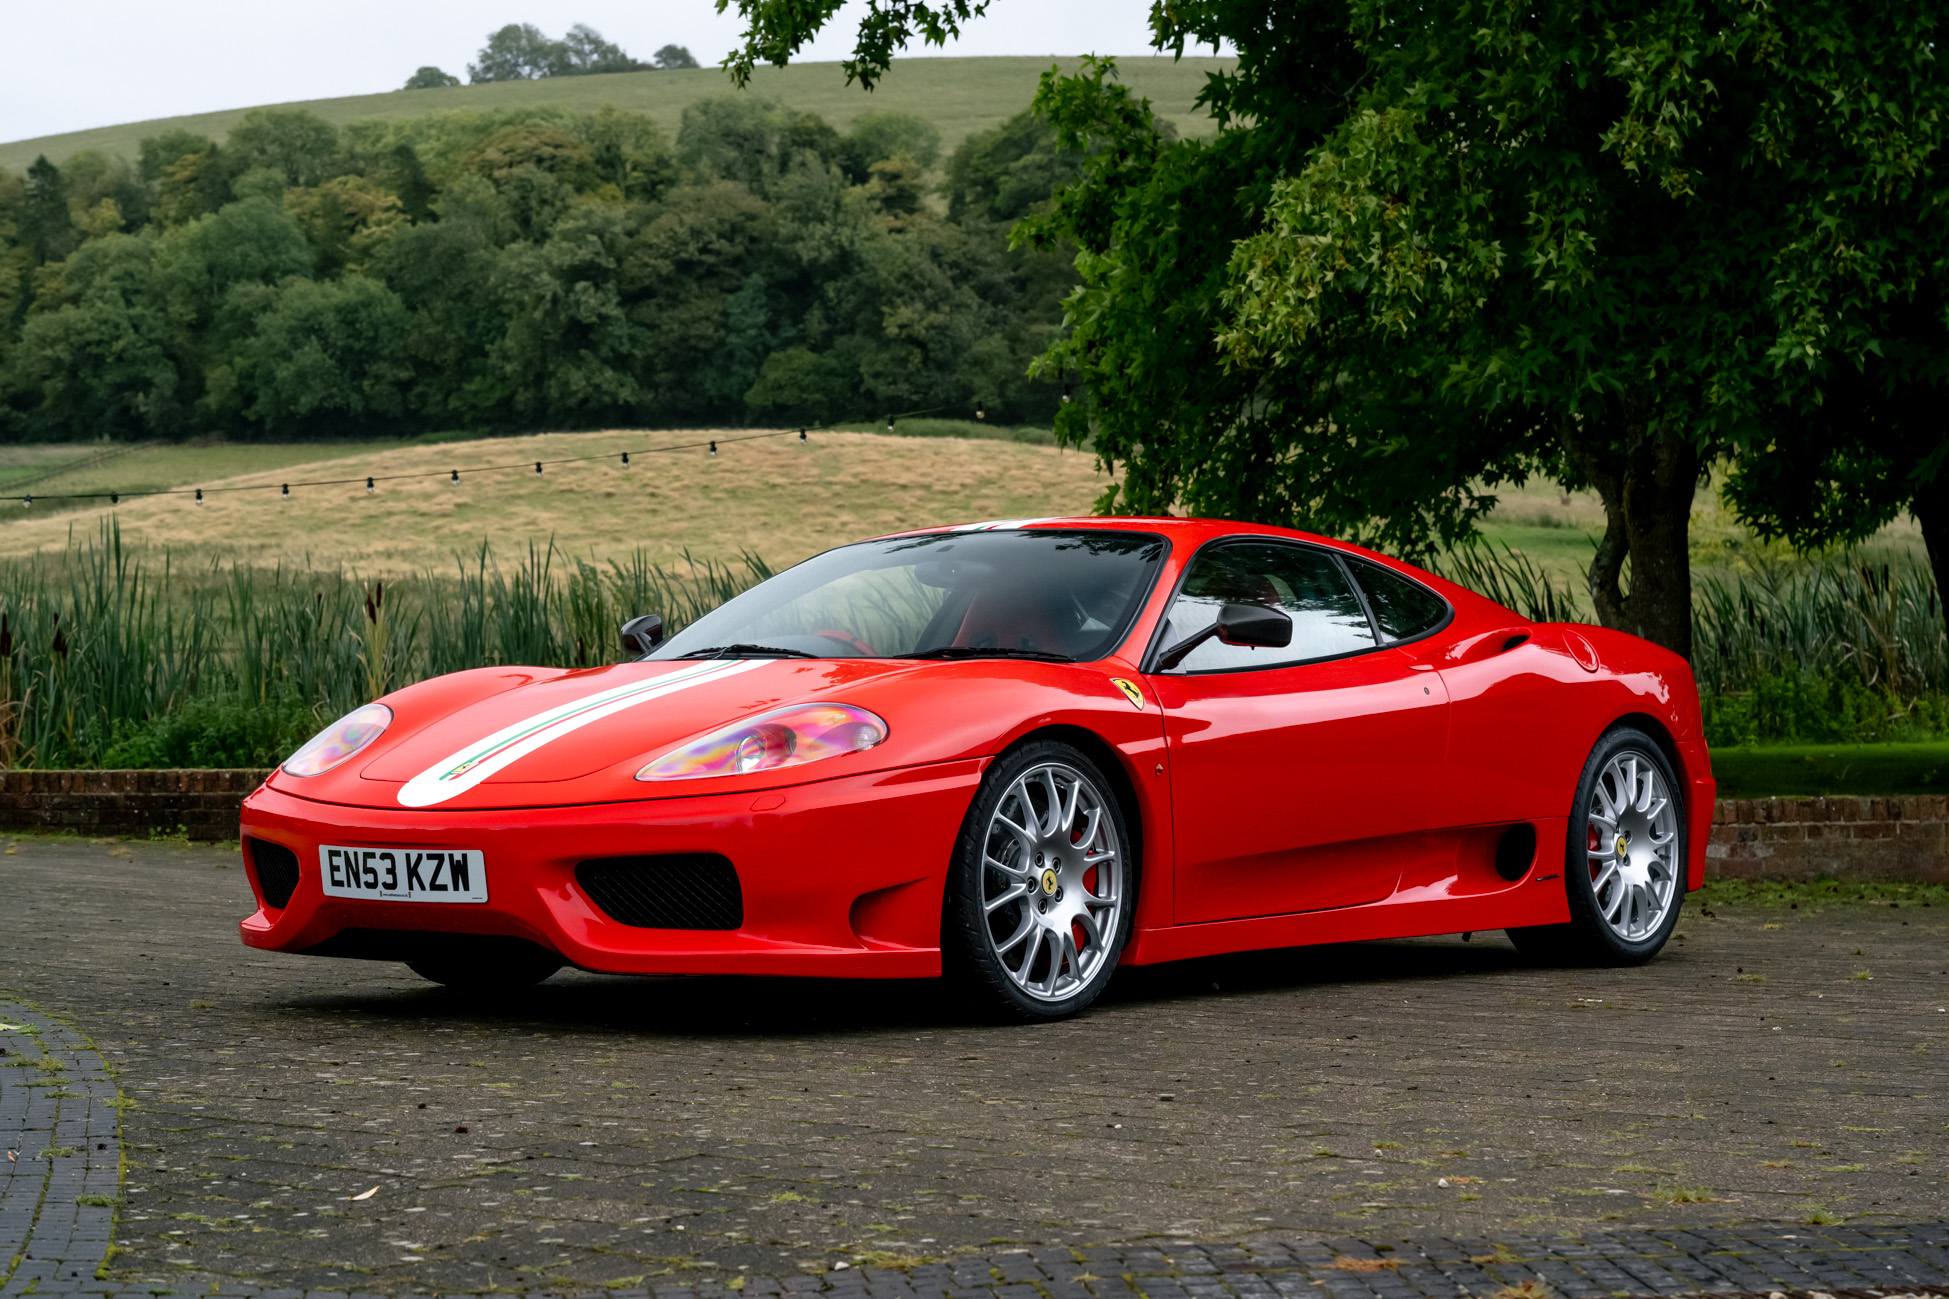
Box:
[239,517,1713,1019]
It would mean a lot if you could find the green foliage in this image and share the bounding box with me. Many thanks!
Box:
[653,45,699,71]
[100,695,319,769]
[0,94,1073,440]
[724,1,1949,659]
[404,67,461,91]
[0,522,775,769]
[1704,676,1947,748]
[719,0,990,90]
[468,23,645,84]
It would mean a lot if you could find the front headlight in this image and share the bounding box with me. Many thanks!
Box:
[636,703,887,781]
[282,703,393,777]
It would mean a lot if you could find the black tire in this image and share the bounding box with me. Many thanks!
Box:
[407,939,564,991]
[944,740,1138,1021]
[1507,725,1686,966]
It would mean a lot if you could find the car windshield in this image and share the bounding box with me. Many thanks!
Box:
[649,529,1166,663]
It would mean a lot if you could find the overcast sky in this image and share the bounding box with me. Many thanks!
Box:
[2,0,1203,145]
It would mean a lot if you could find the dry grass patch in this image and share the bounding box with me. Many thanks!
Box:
[0,430,1112,574]
[1328,1258,1403,1273]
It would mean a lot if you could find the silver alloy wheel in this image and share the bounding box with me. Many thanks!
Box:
[1583,748,1679,942]
[978,761,1124,1002]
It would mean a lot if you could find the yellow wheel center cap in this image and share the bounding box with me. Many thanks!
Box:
[1040,868,1060,895]
[1615,834,1630,860]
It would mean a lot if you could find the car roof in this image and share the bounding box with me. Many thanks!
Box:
[878,516,1387,562]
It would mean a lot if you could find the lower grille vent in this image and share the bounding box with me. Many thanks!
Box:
[576,854,743,930]
[246,837,301,909]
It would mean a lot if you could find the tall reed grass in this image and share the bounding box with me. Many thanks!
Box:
[2,526,1941,767]
[0,523,773,768]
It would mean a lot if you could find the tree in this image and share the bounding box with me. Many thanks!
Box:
[721,0,1948,660]
[19,156,77,265]
[403,66,461,90]
[233,275,412,436]
[555,24,644,75]
[227,109,339,188]
[470,23,557,82]
[1715,9,1949,628]
[653,44,699,71]
[15,233,182,439]
[468,23,642,82]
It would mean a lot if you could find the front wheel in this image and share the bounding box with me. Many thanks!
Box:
[1508,726,1685,965]
[944,741,1136,1021]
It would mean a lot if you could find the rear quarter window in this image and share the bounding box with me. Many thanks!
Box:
[1348,558,1451,643]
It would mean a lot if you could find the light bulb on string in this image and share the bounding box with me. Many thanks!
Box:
[1061,383,1071,404]
[449,469,459,485]
[534,462,543,477]
[21,495,29,509]
[195,488,204,505]
[280,483,289,500]
[709,441,717,456]
[975,402,986,421]
[621,452,630,468]
[366,477,375,494]
[798,428,807,444]
[886,417,896,433]
[110,492,119,506]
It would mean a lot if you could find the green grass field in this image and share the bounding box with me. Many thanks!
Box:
[1709,741,1949,798]
[0,56,1232,172]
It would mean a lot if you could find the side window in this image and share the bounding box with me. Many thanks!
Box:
[1159,542,1376,672]
[1347,558,1450,642]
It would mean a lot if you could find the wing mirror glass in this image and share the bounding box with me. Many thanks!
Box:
[1215,601,1292,648]
[621,613,664,658]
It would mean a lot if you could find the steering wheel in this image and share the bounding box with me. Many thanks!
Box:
[813,628,878,656]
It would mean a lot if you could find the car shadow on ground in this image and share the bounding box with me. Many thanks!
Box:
[268,934,1539,1038]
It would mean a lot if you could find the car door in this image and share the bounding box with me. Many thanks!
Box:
[1145,540,1452,924]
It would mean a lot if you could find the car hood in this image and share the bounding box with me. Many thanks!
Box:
[267,657,935,811]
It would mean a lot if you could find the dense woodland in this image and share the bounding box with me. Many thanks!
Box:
[0,98,1082,441]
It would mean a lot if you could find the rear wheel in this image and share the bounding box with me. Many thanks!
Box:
[944,741,1135,1021]
[407,940,563,991]
[1507,725,1685,965]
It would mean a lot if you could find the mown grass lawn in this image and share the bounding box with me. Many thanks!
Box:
[1709,740,1949,798]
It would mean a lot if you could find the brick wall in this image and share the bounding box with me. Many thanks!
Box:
[0,769,270,842]
[1708,795,1948,883]
[1,772,1946,877]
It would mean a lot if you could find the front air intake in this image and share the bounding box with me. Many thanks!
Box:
[576,854,744,930]
[245,837,301,909]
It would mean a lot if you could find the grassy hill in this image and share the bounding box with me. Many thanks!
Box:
[0,428,1114,575]
[0,56,1232,172]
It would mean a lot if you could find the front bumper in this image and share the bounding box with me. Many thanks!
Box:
[238,759,987,978]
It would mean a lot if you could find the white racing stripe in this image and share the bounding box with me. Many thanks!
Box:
[396,658,767,807]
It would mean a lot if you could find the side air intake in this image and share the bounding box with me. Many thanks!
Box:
[576,854,744,930]
[245,837,301,909]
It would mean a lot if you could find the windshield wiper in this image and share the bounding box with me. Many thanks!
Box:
[909,646,1075,663]
[676,643,818,659]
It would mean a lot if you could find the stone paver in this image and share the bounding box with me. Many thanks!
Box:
[0,833,1944,1297]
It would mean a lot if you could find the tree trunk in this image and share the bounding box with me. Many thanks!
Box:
[1570,415,1701,661]
[1912,481,1949,643]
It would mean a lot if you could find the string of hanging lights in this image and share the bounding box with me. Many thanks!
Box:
[18,393,1063,509]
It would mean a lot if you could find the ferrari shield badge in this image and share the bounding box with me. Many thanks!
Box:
[1110,678,1145,710]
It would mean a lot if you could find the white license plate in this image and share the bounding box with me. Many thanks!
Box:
[319,845,488,903]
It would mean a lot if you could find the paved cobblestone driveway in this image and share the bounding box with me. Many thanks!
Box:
[1,835,1944,1296]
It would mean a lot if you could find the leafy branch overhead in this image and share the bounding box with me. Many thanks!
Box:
[715,0,991,89]
[728,0,1949,658]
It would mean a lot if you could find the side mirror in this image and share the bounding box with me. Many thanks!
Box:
[1154,602,1292,670]
[621,614,664,658]
[1215,601,1292,649]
